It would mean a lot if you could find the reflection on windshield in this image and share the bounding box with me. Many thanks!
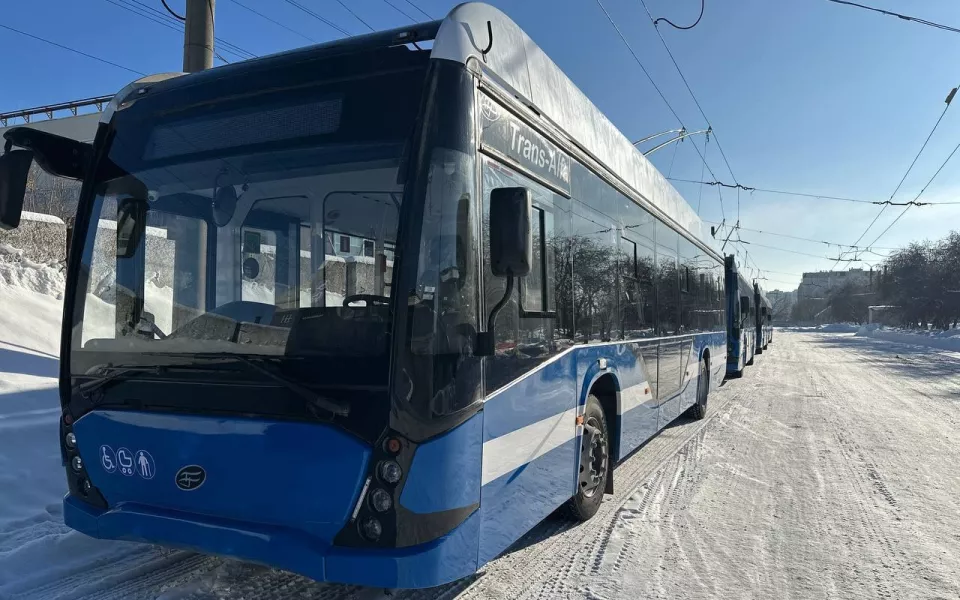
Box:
[74,142,405,367]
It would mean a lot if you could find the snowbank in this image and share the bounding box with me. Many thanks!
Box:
[856,325,960,352]
[0,244,143,596]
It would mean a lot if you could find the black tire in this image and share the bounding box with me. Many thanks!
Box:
[561,394,609,522]
[687,358,709,420]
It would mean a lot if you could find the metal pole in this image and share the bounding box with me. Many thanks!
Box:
[183,0,215,73]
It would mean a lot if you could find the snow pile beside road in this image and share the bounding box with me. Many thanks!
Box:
[0,244,143,598]
[817,323,861,333]
[0,243,65,301]
[856,325,960,352]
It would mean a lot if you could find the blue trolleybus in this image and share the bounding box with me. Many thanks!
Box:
[725,255,756,376]
[754,282,772,353]
[0,3,727,589]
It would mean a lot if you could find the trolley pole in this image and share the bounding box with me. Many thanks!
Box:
[183,0,215,73]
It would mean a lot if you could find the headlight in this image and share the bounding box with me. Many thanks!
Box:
[65,432,77,450]
[369,488,392,513]
[71,456,83,473]
[360,517,382,541]
[378,460,402,485]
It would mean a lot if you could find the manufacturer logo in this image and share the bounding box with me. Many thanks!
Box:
[175,465,206,491]
[480,96,501,123]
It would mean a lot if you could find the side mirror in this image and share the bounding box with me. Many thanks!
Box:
[740,296,750,316]
[489,187,532,277]
[116,198,147,259]
[0,149,34,230]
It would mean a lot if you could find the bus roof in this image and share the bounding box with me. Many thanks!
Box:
[433,2,717,255]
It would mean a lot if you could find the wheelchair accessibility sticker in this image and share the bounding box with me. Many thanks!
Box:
[99,445,156,480]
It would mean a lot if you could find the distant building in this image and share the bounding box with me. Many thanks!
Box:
[767,289,796,316]
[797,268,871,300]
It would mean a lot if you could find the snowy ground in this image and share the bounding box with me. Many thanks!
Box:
[2,249,959,599]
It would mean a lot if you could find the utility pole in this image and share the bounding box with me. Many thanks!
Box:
[183,0,215,73]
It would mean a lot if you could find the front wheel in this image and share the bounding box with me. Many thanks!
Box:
[561,394,609,522]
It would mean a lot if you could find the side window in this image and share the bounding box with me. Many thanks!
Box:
[679,238,701,333]
[571,207,618,343]
[656,223,679,336]
[481,158,566,391]
[522,206,554,313]
[618,194,657,339]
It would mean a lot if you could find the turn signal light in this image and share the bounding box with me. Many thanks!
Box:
[384,437,402,454]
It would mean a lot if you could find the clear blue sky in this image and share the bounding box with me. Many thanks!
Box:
[4,0,960,290]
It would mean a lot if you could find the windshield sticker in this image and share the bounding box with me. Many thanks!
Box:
[99,445,117,474]
[135,450,156,480]
[480,93,571,195]
[117,447,135,476]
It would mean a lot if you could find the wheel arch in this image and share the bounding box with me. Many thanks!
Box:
[588,373,619,495]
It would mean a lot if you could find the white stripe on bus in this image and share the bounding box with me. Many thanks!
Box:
[481,407,578,486]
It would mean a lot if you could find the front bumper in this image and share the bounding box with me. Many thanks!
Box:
[64,495,480,589]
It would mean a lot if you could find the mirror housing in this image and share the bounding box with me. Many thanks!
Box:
[3,127,91,180]
[740,296,750,316]
[0,149,34,230]
[489,187,532,277]
[116,198,147,259]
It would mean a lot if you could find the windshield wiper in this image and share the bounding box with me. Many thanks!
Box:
[76,362,226,399]
[231,355,350,418]
[76,364,164,398]
[138,352,351,418]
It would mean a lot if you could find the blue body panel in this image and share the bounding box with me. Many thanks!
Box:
[72,411,370,542]
[401,412,483,514]
[477,331,725,564]
[64,332,725,589]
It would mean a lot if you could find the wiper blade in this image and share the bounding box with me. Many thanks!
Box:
[137,352,351,418]
[76,364,163,398]
[232,355,351,418]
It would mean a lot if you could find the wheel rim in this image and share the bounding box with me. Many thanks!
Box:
[579,416,608,498]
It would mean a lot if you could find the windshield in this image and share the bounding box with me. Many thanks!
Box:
[69,60,424,379]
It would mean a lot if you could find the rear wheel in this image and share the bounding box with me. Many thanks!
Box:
[687,359,709,420]
[562,394,608,522]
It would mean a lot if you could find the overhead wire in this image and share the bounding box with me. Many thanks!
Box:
[637,0,739,187]
[334,0,375,31]
[402,0,433,19]
[865,134,960,248]
[161,0,185,20]
[593,0,727,221]
[653,0,704,30]
[831,83,957,269]
[703,221,899,250]
[102,0,256,60]
[282,0,351,36]
[667,177,960,206]
[0,21,145,76]
[383,0,417,23]
[825,0,960,35]
[227,0,317,43]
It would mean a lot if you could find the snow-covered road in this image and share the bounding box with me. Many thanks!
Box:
[4,331,960,600]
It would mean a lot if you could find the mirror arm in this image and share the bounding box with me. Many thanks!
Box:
[477,276,514,357]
